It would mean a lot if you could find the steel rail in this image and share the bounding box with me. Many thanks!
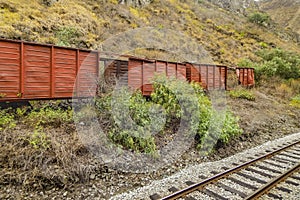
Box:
[245,162,300,199]
[161,140,300,200]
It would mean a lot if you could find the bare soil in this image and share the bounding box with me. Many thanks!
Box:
[1,86,300,199]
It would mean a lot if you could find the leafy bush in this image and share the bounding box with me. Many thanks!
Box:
[55,26,80,47]
[27,129,51,150]
[24,107,73,128]
[195,99,242,150]
[248,12,270,26]
[229,88,255,101]
[0,108,16,131]
[290,95,300,108]
[151,77,202,136]
[108,128,156,153]
[151,76,242,149]
[151,76,183,118]
[239,49,300,81]
[218,111,243,144]
[95,89,158,154]
[94,75,242,154]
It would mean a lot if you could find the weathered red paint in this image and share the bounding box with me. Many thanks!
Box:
[0,39,254,102]
[187,63,227,90]
[236,67,255,87]
[128,57,187,96]
[0,39,99,101]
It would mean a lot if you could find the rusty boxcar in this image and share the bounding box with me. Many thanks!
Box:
[236,67,255,87]
[186,63,227,90]
[0,39,255,102]
[127,57,187,96]
[100,57,128,86]
[0,39,99,102]
[103,57,228,95]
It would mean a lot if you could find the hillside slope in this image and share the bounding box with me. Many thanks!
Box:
[0,0,299,66]
[259,0,300,36]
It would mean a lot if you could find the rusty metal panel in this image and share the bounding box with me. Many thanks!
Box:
[167,62,177,78]
[199,64,209,89]
[128,58,188,96]
[23,44,51,98]
[249,69,255,86]
[54,47,77,98]
[0,39,99,101]
[217,65,227,90]
[188,63,201,83]
[128,58,143,91]
[207,65,215,90]
[189,64,227,90]
[237,67,255,87]
[156,60,167,75]
[186,63,191,82]
[102,58,128,85]
[176,63,186,81]
[76,51,98,97]
[0,40,21,100]
[142,60,155,96]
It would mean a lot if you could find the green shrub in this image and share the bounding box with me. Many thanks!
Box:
[55,26,80,47]
[95,88,158,154]
[248,12,270,26]
[94,75,242,154]
[25,107,73,128]
[218,111,243,144]
[150,76,242,150]
[239,49,300,82]
[151,77,202,135]
[27,128,51,150]
[290,95,300,108]
[108,128,156,153]
[0,108,16,131]
[229,88,255,101]
[151,76,182,118]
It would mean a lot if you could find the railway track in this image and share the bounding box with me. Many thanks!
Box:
[150,140,300,200]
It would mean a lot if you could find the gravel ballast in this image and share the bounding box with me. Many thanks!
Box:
[110,132,300,200]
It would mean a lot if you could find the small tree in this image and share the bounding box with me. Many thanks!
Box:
[248,12,270,26]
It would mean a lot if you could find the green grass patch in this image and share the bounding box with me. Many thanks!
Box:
[0,108,16,131]
[229,88,255,101]
[290,95,300,108]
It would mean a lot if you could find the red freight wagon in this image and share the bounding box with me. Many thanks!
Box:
[186,63,227,90]
[0,39,99,101]
[101,57,128,86]
[128,57,187,96]
[236,67,255,87]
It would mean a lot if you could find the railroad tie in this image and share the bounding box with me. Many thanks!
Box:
[290,175,300,181]
[262,160,285,169]
[168,187,179,193]
[216,182,247,198]
[202,188,229,200]
[267,192,283,199]
[245,167,274,178]
[276,186,293,193]
[185,181,196,186]
[236,172,268,184]
[253,164,282,174]
[149,193,162,200]
[285,179,299,186]
[227,177,258,190]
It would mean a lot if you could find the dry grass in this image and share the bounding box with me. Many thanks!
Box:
[0,121,98,191]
